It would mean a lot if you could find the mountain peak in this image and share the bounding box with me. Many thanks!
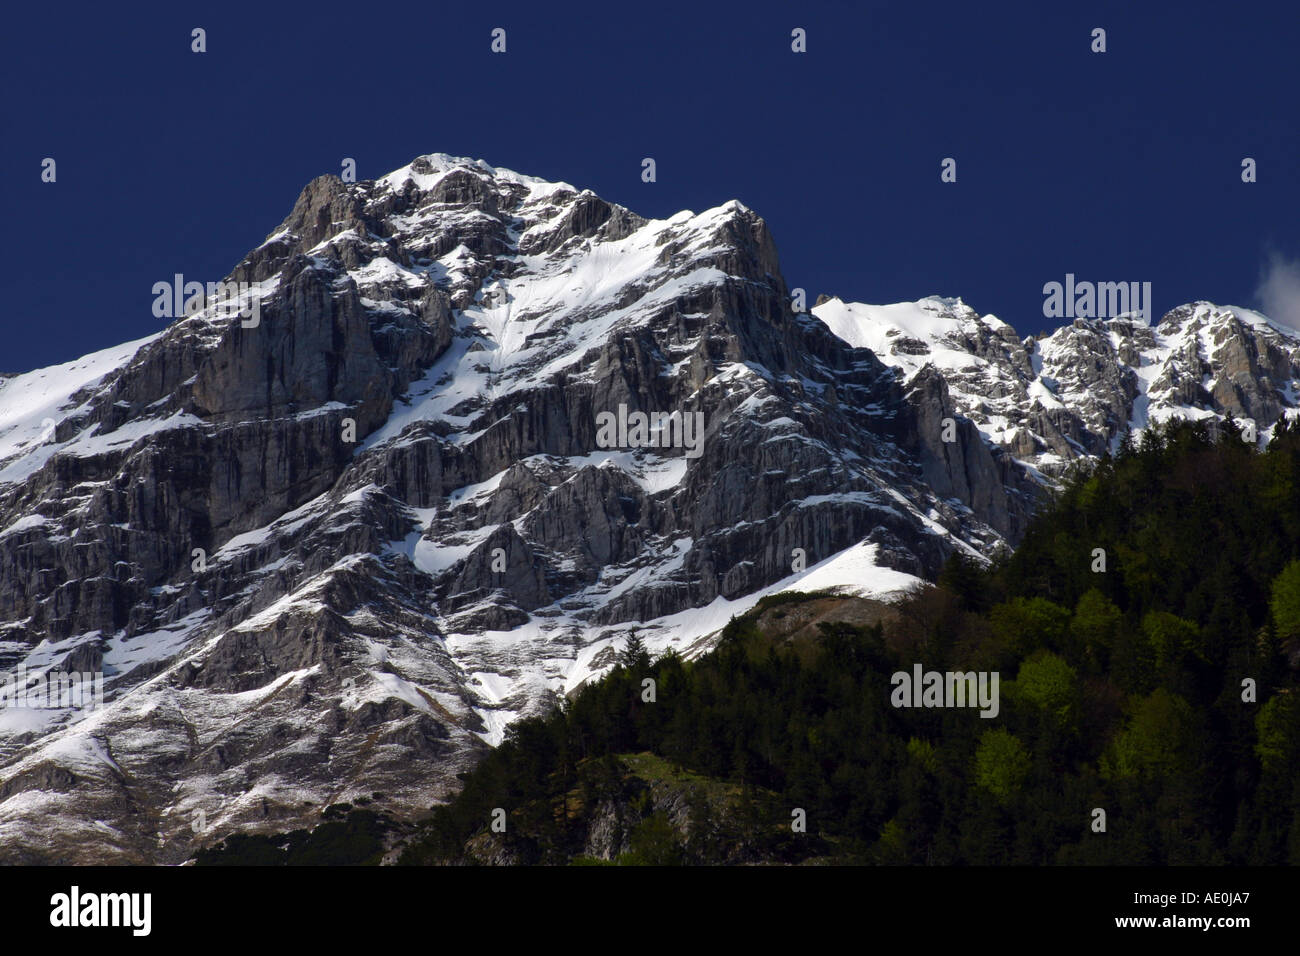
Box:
[6,153,1036,861]
[814,294,1300,473]
[378,152,567,191]
[2,151,1281,863]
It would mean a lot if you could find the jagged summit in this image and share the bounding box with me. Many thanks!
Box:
[380,151,567,188]
[814,296,1300,472]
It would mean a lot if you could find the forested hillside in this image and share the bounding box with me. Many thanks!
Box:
[203,420,1300,864]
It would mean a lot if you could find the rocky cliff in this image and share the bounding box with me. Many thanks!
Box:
[0,153,1286,862]
[814,296,1300,476]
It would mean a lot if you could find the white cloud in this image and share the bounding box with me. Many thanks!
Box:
[1256,252,1300,336]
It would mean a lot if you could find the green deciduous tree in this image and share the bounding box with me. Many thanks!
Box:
[1010,650,1078,727]
[1102,688,1198,780]
[990,597,1071,658]
[974,728,1031,802]
[1269,560,1300,644]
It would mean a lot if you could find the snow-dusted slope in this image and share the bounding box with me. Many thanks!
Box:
[814,297,1300,475]
[0,334,165,484]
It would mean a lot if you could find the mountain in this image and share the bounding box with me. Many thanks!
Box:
[0,153,1290,862]
[814,296,1300,476]
[389,418,1300,867]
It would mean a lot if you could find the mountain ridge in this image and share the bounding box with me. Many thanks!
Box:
[0,152,1292,862]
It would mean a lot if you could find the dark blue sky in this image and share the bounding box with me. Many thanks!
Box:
[3,0,1296,372]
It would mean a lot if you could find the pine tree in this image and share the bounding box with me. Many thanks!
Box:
[620,630,649,669]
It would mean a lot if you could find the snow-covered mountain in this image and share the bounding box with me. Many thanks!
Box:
[0,153,1288,862]
[815,296,1300,476]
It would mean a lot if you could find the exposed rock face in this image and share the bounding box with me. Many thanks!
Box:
[899,365,1034,541]
[814,297,1300,477]
[0,153,1282,863]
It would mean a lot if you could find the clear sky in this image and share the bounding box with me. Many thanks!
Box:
[3,0,1297,372]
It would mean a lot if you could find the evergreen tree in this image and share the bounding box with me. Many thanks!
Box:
[620,629,649,669]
